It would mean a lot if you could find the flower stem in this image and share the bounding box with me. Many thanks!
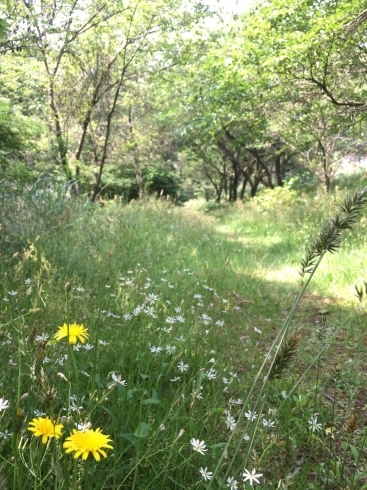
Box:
[91,286,105,393]
[66,287,71,417]
[84,458,91,490]
[325,386,337,487]
[72,458,78,490]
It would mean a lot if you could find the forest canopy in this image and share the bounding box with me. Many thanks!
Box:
[1,0,366,201]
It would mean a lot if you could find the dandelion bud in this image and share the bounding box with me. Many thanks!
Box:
[345,413,359,434]
[175,429,185,441]
[60,415,73,425]
[27,325,38,344]
[65,282,71,292]
[14,408,23,433]
[57,372,68,382]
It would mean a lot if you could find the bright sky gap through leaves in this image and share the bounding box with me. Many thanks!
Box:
[205,0,255,15]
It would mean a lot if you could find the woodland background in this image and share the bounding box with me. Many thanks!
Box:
[1,0,367,202]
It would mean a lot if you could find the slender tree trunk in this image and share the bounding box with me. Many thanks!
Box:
[232,162,239,201]
[240,173,248,200]
[76,108,92,161]
[215,186,222,203]
[256,154,274,189]
[275,153,284,187]
[223,163,228,201]
[323,157,331,192]
[91,66,127,202]
[249,177,260,197]
[134,155,144,199]
[324,173,331,192]
[320,141,331,192]
[127,106,144,199]
[49,78,71,178]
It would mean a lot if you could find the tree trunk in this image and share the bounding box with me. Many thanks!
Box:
[320,141,331,193]
[240,174,248,200]
[231,162,239,201]
[275,153,284,187]
[324,173,331,192]
[75,108,92,161]
[91,66,127,203]
[249,177,260,197]
[215,184,223,203]
[49,78,71,178]
[134,155,144,199]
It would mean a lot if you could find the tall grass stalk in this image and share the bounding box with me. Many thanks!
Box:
[91,282,106,395]
[210,187,367,487]
[325,364,340,488]
[350,429,367,490]
[65,285,71,418]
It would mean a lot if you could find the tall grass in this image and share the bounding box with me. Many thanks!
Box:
[0,177,366,489]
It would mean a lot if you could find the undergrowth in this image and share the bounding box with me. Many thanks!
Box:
[0,177,366,489]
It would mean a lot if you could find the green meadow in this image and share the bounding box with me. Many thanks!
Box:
[1,176,367,489]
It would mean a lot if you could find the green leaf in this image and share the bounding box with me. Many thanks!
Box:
[349,443,359,465]
[119,432,138,446]
[142,388,160,404]
[211,407,226,413]
[0,19,8,40]
[141,397,160,405]
[318,308,329,314]
[134,422,150,438]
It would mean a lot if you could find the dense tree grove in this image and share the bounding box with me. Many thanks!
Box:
[1,0,366,201]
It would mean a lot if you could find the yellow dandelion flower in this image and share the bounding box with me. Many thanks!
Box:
[54,323,89,344]
[63,428,113,461]
[28,417,64,444]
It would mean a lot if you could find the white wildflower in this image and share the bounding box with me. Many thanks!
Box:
[165,344,176,355]
[76,421,92,431]
[205,368,217,380]
[308,415,322,432]
[245,410,258,422]
[227,476,239,489]
[0,397,10,411]
[111,373,127,386]
[177,361,189,372]
[243,468,263,485]
[190,438,207,455]
[199,467,212,481]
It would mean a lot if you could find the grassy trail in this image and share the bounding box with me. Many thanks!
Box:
[0,182,366,489]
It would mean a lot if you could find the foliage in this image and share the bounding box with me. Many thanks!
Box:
[253,181,298,210]
[1,0,367,199]
[0,100,40,166]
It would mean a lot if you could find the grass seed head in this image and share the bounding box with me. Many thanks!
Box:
[268,330,302,381]
[344,413,359,435]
